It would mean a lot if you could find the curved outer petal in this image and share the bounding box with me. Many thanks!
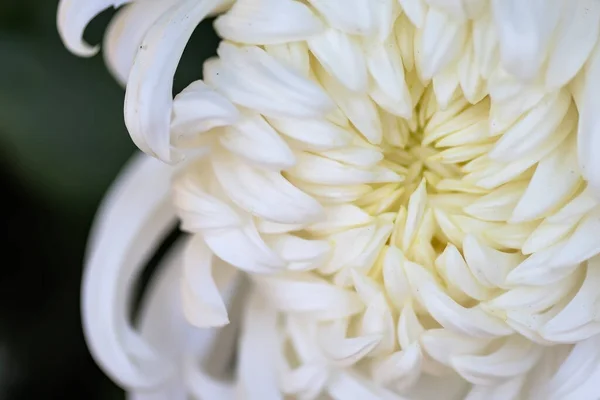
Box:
[124,0,226,163]
[104,0,179,86]
[57,0,130,57]
[127,239,238,400]
[83,153,178,389]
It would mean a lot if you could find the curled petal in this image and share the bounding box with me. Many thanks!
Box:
[57,0,129,57]
[104,0,178,86]
[171,80,240,140]
[124,0,226,162]
[83,153,177,389]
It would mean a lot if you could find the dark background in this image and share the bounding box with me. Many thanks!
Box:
[0,1,219,398]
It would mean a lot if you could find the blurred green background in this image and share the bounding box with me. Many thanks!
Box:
[0,0,219,398]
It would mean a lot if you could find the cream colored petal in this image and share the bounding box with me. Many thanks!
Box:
[83,153,177,389]
[214,0,323,45]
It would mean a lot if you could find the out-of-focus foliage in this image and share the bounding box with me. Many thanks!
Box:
[0,0,219,398]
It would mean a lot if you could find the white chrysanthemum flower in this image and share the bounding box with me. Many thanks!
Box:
[59,0,600,398]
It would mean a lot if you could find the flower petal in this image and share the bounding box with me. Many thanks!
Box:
[212,152,322,224]
[104,0,178,86]
[124,0,224,162]
[214,0,323,45]
[57,0,129,57]
[83,153,178,388]
[181,235,239,328]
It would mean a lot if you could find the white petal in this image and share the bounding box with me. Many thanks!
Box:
[308,0,378,35]
[545,0,600,90]
[236,290,283,400]
[205,43,334,118]
[397,0,428,28]
[316,65,383,144]
[268,117,353,151]
[544,336,600,399]
[257,273,365,320]
[172,171,243,231]
[181,235,239,328]
[327,371,406,400]
[306,204,373,234]
[202,221,286,273]
[507,208,600,286]
[124,0,224,162]
[211,152,322,224]
[464,234,522,289]
[492,0,562,80]
[382,246,412,309]
[264,234,331,271]
[57,0,129,57]
[372,345,422,389]
[578,41,600,198]
[171,80,240,140]
[214,0,323,45]
[419,7,467,80]
[83,153,177,388]
[104,0,178,85]
[511,134,580,223]
[219,114,295,169]
[421,329,490,367]
[452,336,542,385]
[128,239,237,400]
[406,263,512,338]
[308,27,368,92]
[489,90,572,162]
[367,35,413,118]
[287,152,400,185]
[541,257,600,343]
